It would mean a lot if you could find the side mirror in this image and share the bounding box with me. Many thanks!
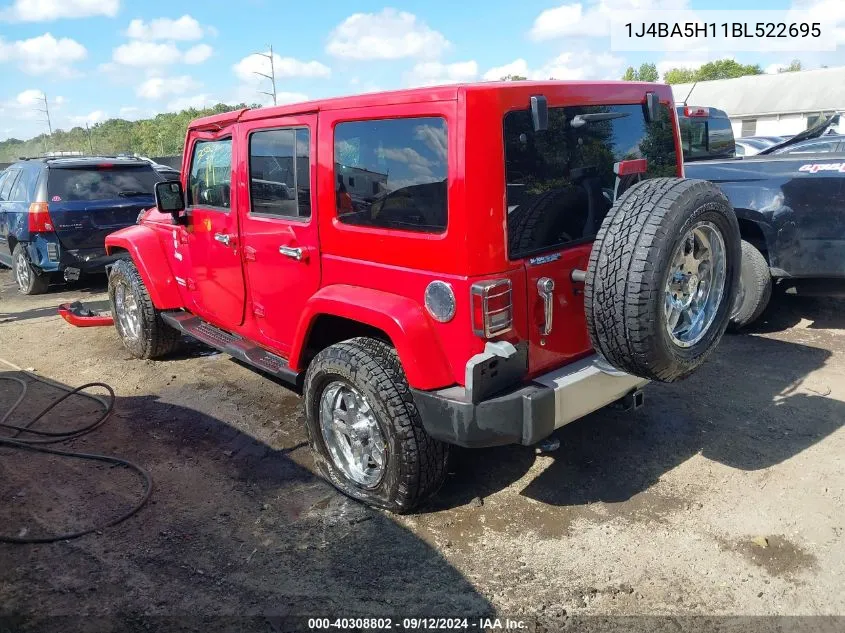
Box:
[154,180,186,223]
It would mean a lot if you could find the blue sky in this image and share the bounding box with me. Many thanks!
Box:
[1,0,843,141]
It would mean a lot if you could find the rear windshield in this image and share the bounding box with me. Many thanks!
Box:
[505,103,678,259]
[678,114,735,161]
[48,166,158,202]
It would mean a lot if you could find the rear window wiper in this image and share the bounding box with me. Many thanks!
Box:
[118,190,151,197]
[570,112,629,128]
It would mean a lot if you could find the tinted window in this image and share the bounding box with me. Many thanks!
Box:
[0,170,14,201]
[47,166,158,202]
[249,128,311,218]
[334,117,447,233]
[709,118,735,157]
[188,139,232,209]
[505,104,678,259]
[9,168,31,201]
[781,139,841,154]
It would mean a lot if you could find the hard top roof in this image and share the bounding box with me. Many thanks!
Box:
[189,80,670,130]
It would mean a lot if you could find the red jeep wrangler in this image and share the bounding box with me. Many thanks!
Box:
[105,81,740,512]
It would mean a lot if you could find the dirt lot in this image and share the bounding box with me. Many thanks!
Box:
[1,269,844,630]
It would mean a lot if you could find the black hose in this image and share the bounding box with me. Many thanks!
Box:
[0,376,153,544]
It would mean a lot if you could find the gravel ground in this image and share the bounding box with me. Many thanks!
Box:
[1,269,844,630]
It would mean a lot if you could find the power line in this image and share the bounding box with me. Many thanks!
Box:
[253,44,277,106]
[34,91,52,153]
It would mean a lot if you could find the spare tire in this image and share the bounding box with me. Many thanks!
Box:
[584,178,740,383]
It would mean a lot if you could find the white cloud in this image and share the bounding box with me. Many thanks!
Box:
[327,9,449,60]
[69,110,106,126]
[1,0,118,21]
[113,40,181,67]
[166,94,218,112]
[484,52,624,82]
[483,59,531,81]
[530,0,689,40]
[233,52,330,82]
[789,0,845,44]
[0,32,87,76]
[137,75,201,100]
[406,60,478,86]
[184,43,212,64]
[657,59,705,80]
[125,15,208,41]
[14,88,45,105]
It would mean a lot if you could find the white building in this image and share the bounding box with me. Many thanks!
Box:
[672,67,845,138]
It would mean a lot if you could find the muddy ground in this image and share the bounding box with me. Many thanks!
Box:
[1,269,844,631]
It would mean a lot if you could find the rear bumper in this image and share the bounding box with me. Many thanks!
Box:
[412,354,649,448]
[26,236,117,274]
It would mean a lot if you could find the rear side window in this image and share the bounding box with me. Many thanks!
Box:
[188,139,232,209]
[0,170,18,202]
[47,166,158,202]
[505,103,678,259]
[9,168,32,201]
[249,128,311,219]
[334,117,448,233]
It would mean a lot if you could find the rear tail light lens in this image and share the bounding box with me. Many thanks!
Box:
[471,279,513,338]
[28,202,54,232]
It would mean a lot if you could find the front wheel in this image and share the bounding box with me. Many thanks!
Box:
[303,337,449,512]
[108,258,182,359]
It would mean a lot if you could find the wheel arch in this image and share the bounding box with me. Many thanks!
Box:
[291,285,454,391]
[105,225,183,310]
[736,217,770,262]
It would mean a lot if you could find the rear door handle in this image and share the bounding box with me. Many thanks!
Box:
[214,233,232,245]
[537,277,555,336]
[279,245,307,261]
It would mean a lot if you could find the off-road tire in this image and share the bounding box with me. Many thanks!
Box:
[585,178,741,382]
[12,244,49,295]
[729,240,772,330]
[108,258,182,359]
[303,337,449,513]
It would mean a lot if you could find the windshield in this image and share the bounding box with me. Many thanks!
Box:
[505,103,678,259]
[48,166,158,202]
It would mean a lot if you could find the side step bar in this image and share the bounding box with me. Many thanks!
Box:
[161,311,301,389]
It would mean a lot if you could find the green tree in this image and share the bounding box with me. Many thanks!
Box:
[621,62,659,82]
[778,59,802,73]
[662,58,763,84]
[0,103,249,162]
[663,68,698,84]
[501,74,528,81]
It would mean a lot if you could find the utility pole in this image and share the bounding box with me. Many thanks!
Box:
[35,92,53,154]
[85,123,94,154]
[253,44,277,106]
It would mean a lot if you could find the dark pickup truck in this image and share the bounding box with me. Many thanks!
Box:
[685,117,845,327]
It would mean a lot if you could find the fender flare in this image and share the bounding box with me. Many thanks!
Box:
[291,285,454,391]
[105,225,183,310]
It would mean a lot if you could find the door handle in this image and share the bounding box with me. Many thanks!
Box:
[537,277,555,336]
[279,245,306,261]
[214,233,232,246]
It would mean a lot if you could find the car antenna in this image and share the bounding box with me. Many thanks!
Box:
[682,81,697,106]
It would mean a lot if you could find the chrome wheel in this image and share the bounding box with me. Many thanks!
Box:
[114,282,142,342]
[14,252,31,292]
[664,221,727,348]
[318,381,386,488]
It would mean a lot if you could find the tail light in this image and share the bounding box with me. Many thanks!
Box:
[471,279,513,338]
[28,202,54,232]
[684,106,710,118]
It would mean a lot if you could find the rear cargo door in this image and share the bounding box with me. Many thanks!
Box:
[46,164,158,251]
[504,102,680,376]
